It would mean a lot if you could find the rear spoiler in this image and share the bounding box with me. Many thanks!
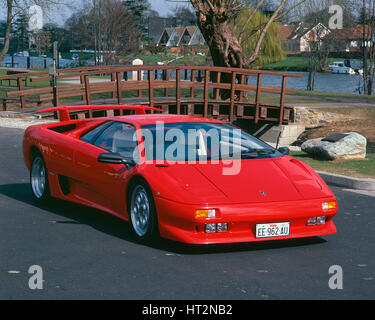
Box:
[37,105,162,122]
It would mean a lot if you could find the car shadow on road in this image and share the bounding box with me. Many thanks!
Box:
[0,183,327,255]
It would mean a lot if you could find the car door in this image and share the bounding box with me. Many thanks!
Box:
[73,121,139,216]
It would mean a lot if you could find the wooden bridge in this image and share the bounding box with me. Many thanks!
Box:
[0,65,302,125]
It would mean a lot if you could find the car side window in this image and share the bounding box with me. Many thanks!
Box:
[94,122,139,160]
[81,121,113,143]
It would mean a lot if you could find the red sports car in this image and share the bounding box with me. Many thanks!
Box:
[23,105,337,244]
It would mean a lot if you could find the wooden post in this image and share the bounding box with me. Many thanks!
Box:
[187,104,194,115]
[203,69,209,117]
[111,72,116,99]
[148,70,154,109]
[215,72,221,100]
[229,72,236,122]
[116,72,122,104]
[84,75,91,105]
[190,69,195,98]
[254,73,262,124]
[17,77,25,109]
[137,70,142,97]
[176,68,181,114]
[164,69,169,97]
[55,87,60,106]
[279,75,287,125]
[80,73,85,101]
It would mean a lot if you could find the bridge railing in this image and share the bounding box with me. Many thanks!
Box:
[2,65,302,125]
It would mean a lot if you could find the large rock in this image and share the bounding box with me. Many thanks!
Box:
[301,132,367,160]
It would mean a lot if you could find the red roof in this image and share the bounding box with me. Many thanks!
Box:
[175,27,185,37]
[278,25,294,41]
[326,24,373,40]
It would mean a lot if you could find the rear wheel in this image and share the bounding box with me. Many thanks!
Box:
[30,152,50,203]
[128,180,159,243]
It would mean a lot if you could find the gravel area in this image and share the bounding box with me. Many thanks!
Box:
[0,117,57,129]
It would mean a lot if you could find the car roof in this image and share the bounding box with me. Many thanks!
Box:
[105,114,227,126]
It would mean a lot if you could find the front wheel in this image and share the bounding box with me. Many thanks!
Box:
[30,152,51,204]
[128,180,159,243]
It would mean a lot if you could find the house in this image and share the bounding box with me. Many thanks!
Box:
[178,26,197,46]
[278,22,330,53]
[157,27,175,47]
[185,27,206,46]
[166,27,185,47]
[324,24,373,52]
[157,26,206,49]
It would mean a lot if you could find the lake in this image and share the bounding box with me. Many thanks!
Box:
[1,57,367,95]
[248,71,365,95]
[2,55,94,69]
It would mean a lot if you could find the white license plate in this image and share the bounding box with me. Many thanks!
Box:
[256,222,290,238]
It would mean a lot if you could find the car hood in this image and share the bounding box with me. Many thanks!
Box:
[146,156,332,204]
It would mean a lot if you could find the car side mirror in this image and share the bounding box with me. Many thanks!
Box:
[278,147,290,155]
[98,152,136,168]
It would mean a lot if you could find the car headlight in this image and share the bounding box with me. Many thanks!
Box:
[196,209,216,218]
[322,201,336,211]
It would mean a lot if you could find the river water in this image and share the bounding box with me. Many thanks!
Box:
[2,55,94,69]
[1,56,367,95]
[248,71,365,95]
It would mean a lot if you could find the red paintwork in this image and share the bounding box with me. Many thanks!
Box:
[23,107,338,244]
[37,105,162,121]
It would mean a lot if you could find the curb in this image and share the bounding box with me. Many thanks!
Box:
[317,171,375,192]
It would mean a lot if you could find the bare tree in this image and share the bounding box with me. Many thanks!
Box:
[361,0,375,95]
[32,29,51,54]
[0,0,14,63]
[0,0,75,64]
[168,0,306,69]
[74,0,138,65]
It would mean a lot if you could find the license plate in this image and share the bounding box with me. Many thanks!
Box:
[256,222,290,238]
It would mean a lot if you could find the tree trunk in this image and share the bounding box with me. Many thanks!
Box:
[196,13,249,100]
[197,12,249,70]
[0,0,14,65]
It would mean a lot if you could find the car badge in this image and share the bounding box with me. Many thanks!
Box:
[260,191,266,196]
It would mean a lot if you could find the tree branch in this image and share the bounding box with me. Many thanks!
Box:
[246,0,287,65]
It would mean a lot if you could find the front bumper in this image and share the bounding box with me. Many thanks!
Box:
[155,196,337,244]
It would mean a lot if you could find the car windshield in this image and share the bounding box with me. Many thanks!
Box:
[141,122,282,162]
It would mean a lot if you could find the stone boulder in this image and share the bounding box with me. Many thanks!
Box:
[301,132,367,160]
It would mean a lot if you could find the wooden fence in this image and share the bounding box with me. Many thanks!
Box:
[1,65,302,125]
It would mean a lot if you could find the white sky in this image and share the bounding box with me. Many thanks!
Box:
[0,0,189,26]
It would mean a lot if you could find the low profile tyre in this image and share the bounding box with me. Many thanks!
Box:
[128,180,159,243]
[30,152,51,204]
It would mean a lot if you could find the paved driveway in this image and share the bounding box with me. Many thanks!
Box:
[0,127,374,299]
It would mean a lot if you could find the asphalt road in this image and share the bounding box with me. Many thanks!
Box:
[0,127,374,300]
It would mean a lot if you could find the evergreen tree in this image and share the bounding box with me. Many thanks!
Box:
[11,13,31,53]
[123,0,151,46]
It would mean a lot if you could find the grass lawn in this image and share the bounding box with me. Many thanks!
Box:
[120,53,207,66]
[263,56,349,72]
[290,151,375,178]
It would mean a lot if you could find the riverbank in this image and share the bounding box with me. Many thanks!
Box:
[263,55,349,72]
